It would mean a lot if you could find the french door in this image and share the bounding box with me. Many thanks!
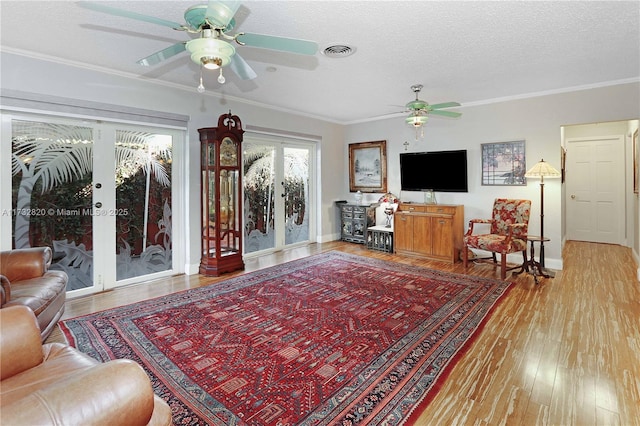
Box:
[1,114,182,296]
[243,136,315,255]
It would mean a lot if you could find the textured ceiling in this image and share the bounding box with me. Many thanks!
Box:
[1,1,639,124]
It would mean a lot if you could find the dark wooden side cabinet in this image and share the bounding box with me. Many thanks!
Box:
[394,203,464,263]
[338,203,379,244]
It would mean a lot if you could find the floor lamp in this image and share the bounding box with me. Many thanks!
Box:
[525,158,561,268]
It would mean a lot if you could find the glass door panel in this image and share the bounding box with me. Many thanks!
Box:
[114,130,173,281]
[243,139,314,255]
[284,146,310,245]
[243,143,276,253]
[10,119,96,292]
[4,116,182,296]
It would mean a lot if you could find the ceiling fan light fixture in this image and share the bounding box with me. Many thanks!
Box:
[406,111,428,140]
[201,56,222,69]
[406,113,428,127]
[186,36,235,69]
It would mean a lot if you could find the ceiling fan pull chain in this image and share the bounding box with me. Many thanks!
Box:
[197,66,206,93]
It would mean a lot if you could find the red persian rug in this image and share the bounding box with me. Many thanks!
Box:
[60,251,513,425]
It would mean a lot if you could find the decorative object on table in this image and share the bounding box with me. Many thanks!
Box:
[525,158,561,268]
[424,189,437,204]
[60,251,513,426]
[354,190,363,205]
[78,1,318,92]
[199,111,245,276]
[348,140,387,193]
[378,192,399,227]
[481,140,526,186]
[462,198,531,280]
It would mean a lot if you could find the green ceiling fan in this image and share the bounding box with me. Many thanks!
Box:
[77,0,318,90]
[402,84,462,138]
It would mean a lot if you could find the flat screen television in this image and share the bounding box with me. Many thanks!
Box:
[400,150,468,192]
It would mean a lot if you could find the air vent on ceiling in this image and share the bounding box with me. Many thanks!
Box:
[322,44,357,58]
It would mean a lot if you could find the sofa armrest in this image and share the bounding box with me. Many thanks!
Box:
[1,360,159,426]
[0,247,52,283]
[0,274,10,305]
[0,306,44,380]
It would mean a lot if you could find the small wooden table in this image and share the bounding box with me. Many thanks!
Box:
[366,226,394,253]
[514,235,553,284]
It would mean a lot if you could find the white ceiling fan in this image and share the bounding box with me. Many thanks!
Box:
[78,0,318,91]
[399,84,462,139]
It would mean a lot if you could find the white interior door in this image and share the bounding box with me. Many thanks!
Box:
[565,135,625,244]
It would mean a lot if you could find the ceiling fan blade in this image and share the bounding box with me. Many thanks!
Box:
[205,0,241,28]
[236,33,318,55]
[429,102,461,110]
[77,1,183,29]
[429,110,462,118]
[137,43,186,67]
[229,53,257,80]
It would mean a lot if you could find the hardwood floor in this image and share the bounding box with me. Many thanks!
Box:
[47,241,640,426]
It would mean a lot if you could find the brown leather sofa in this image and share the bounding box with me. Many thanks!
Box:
[0,246,67,340]
[1,305,173,426]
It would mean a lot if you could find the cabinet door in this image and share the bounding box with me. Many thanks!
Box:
[394,214,413,251]
[413,215,432,256]
[341,206,353,238]
[432,216,453,258]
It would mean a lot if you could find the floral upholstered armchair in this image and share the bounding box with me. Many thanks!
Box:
[462,198,532,280]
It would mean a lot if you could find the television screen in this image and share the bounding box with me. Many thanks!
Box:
[400,150,468,192]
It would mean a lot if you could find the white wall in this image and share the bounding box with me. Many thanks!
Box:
[2,51,639,273]
[0,52,346,273]
[345,83,640,270]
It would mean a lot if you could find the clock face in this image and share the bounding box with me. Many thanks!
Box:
[220,137,238,167]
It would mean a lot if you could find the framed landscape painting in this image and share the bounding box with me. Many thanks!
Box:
[349,140,387,193]
[481,140,526,186]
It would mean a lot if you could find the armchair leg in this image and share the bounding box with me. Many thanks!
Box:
[500,253,507,280]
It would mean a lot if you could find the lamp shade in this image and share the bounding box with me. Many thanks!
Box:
[378,192,398,204]
[525,158,561,179]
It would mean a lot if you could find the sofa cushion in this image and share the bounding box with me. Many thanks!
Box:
[1,343,97,406]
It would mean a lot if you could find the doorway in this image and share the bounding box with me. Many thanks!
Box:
[242,135,315,255]
[564,123,627,245]
[2,114,183,296]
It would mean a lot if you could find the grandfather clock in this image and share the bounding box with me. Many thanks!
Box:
[199,111,245,276]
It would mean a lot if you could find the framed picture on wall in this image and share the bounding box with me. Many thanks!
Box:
[481,140,526,186]
[348,140,387,193]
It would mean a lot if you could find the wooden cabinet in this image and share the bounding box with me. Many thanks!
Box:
[394,203,464,263]
[338,203,379,244]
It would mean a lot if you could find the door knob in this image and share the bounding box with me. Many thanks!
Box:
[570,195,576,199]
